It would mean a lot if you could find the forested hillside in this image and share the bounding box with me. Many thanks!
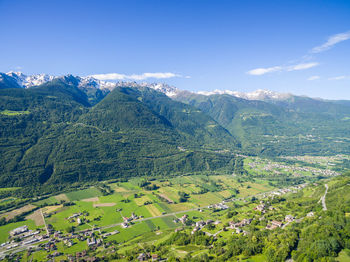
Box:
[1,73,350,193]
[174,92,350,156]
[0,78,237,192]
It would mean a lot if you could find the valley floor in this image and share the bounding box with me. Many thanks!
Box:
[0,155,348,261]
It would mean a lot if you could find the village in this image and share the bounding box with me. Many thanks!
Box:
[247,157,340,177]
[0,180,313,261]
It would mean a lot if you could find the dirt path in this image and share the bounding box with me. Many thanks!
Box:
[321,184,328,211]
[40,209,49,235]
[93,203,115,207]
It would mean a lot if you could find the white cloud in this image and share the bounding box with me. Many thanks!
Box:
[90,73,127,80]
[328,75,347,80]
[247,31,350,77]
[246,66,282,75]
[307,75,320,81]
[90,72,183,81]
[311,31,350,53]
[287,62,319,71]
[247,62,318,76]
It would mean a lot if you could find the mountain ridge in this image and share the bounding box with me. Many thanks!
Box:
[4,71,346,103]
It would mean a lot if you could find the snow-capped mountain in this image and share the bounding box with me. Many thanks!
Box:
[6,71,56,88]
[197,89,292,101]
[4,72,297,102]
[136,82,179,97]
[5,72,180,96]
[76,76,116,91]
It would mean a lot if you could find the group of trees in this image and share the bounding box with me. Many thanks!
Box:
[178,191,190,202]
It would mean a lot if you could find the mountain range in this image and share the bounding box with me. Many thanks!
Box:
[1,72,350,191]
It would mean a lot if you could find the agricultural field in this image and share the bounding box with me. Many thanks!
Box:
[0,173,277,259]
[0,156,345,261]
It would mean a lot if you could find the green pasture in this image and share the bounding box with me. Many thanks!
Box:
[65,187,102,201]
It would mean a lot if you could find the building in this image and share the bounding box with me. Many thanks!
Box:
[87,237,96,247]
[179,214,188,224]
[137,253,149,261]
[195,221,205,227]
[254,204,266,212]
[285,215,295,222]
[10,225,28,236]
[206,219,214,225]
[307,212,314,217]
[152,254,159,261]
[235,228,242,234]
[271,220,283,227]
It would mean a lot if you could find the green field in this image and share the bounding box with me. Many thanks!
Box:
[65,187,102,201]
[0,110,30,116]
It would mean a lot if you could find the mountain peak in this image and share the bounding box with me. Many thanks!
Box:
[3,72,180,97]
[6,71,56,88]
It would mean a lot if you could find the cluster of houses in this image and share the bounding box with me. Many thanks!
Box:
[121,212,141,228]
[41,241,57,252]
[67,213,84,225]
[66,250,98,262]
[228,218,252,235]
[86,237,102,247]
[266,214,295,230]
[253,201,276,213]
[249,160,339,177]
[191,219,220,235]
[208,202,229,210]
[173,214,188,225]
[137,252,160,261]
[266,220,283,230]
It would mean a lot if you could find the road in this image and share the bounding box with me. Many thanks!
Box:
[321,184,328,211]
[40,208,49,235]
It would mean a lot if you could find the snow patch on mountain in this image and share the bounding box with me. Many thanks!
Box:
[197,89,292,101]
[140,83,179,97]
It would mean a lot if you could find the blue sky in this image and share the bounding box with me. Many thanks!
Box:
[0,0,350,99]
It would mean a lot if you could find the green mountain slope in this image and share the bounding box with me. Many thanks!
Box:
[174,92,350,156]
[116,86,238,149]
[0,79,237,190]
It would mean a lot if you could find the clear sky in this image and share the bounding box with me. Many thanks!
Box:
[1,0,349,99]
